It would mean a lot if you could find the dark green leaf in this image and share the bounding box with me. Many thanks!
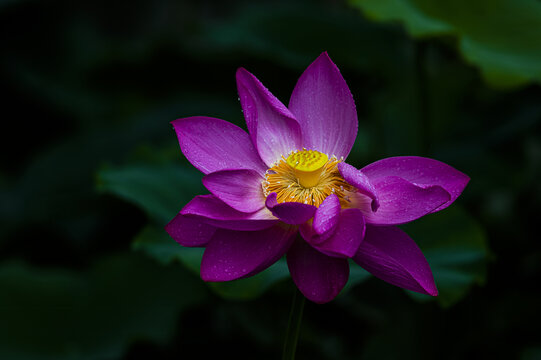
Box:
[196,1,413,79]
[402,205,489,307]
[97,161,204,223]
[0,254,206,360]
[132,225,289,301]
[350,0,541,87]
[341,261,372,296]
[132,225,203,273]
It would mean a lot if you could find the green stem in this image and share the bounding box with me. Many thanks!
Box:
[282,289,305,360]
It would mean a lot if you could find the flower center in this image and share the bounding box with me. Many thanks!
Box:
[286,149,328,188]
[262,149,354,207]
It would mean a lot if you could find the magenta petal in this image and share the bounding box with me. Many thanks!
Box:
[362,156,469,212]
[313,208,365,258]
[165,213,216,247]
[356,176,451,225]
[181,195,277,231]
[287,239,349,304]
[312,194,341,242]
[353,225,438,296]
[299,221,317,243]
[203,169,265,213]
[236,68,303,167]
[201,225,296,282]
[338,162,379,212]
[288,52,358,159]
[172,116,267,175]
[265,193,316,225]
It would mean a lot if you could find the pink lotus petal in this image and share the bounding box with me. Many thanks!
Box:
[313,194,341,237]
[355,176,451,225]
[353,225,438,296]
[289,52,358,159]
[172,116,267,175]
[181,195,277,231]
[338,162,379,211]
[300,194,340,244]
[312,208,365,258]
[298,221,317,243]
[362,156,469,212]
[201,225,297,282]
[165,214,216,247]
[287,239,349,304]
[203,169,265,213]
[265,192,316,225]
[237,68,303,167]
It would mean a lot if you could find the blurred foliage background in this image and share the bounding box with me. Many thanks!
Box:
[1,0,540,359]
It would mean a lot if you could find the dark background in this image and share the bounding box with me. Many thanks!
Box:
[1,0,540,359]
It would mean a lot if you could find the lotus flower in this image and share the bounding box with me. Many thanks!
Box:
[166,52,469,304]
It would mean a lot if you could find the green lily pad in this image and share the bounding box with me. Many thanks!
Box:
[402,205,489,307]
[0,254,206,360]
[132,224,203,272]
[97,161,204,223]
[133,224,291,300]
[341,261,372,296]
[350,0,541,88]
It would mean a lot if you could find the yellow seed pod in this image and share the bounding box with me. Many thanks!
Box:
[286,149,328,188]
